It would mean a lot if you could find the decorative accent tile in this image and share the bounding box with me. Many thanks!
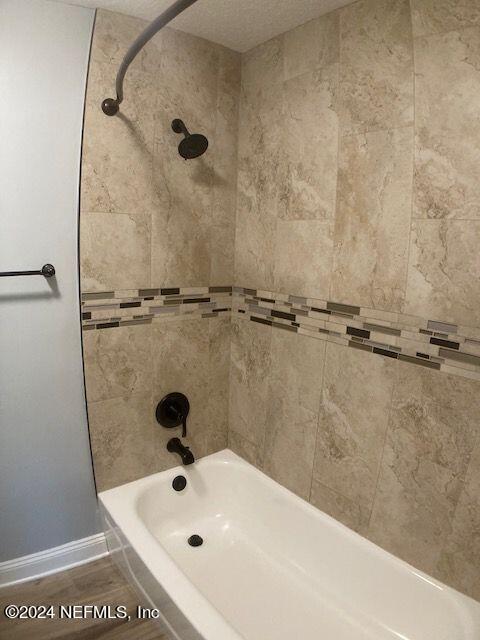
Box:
[233,286,480,381]
[82,283,480,382]
[81,286,232,330]
[82,291,115,300]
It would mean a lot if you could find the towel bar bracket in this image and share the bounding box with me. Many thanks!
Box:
[0,264,56,278]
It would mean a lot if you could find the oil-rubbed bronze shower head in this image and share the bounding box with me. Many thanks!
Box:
[172,118,209,160]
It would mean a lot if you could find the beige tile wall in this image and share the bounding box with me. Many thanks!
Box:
[80,10,240,491]
[80,2,480,602]
[234,0,480,325]
[230,320,480,599]
[81,10,240,291]
[230,0,480,600]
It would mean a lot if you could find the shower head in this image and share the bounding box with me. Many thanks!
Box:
[172,119,208,160]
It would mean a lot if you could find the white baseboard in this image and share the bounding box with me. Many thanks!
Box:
[0,533,108,588]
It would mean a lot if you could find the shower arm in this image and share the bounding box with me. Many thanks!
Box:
[101,0,200,116]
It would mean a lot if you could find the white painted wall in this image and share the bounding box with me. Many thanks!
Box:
[0,0,99,561]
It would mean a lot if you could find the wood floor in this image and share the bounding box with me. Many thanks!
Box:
[0,557,166,639]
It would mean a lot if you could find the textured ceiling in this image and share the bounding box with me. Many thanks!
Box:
[55,0,354,52]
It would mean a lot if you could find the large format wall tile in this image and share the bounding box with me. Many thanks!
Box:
[151,317,229,465]
[235,38,285,289]
[339,0,413,135]
[415,27,480,138]
[228,429,264,469]
[152,318,209,457]
[152,72,216,286]
[158,27,220,120]
[263,331,325,499]
[81,213,151,291]
[273,220,333,300]
[368,364,480,575]
[404,220,480,327]
[331,127,413,311]
[229,319,272,451]
[310,479,368,534]
[151,41,240,288]
[411,0,480,38]
[387,363,480,477]
[414,27,480,220]
[207,317,231,452]
[283,11,339,81]
[83,325,153,403]
[313,342,397,525]
[241,37,283,99]
[234,172,277,290]
[234,82,283,290]
[280,64,339,221]
[438,441,480,601]
[89,391,157,492]
[210,48,241,285]
[154,132,215,285]
[150,213,211,287]
[81,61,157,215]
[368,422,462,574]
[90,9,162,71]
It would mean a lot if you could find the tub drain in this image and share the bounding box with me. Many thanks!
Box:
[188,534,203,547]
[172,475,187,491]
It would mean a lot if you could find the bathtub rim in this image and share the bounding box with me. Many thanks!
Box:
[99,452,249,640]
[99,448,480,640]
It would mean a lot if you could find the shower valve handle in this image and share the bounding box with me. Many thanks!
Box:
[168,405,187,437]
[155,392,190,438]
[169,405,187,437]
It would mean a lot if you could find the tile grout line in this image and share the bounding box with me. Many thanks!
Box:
[401,0,417,323]
[258,319,274,472]
[366,357,399,533]
[327,9,343,304]
[308,337,329,504]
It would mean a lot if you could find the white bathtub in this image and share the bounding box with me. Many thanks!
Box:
[99,449,480,640]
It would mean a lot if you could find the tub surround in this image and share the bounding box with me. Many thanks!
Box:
[81,10,240,291]
[231,286,480,381]
[81,280,480,599]
[81,1,480,603]
[226,0,480,601]
[234,0,480,327]
[100,450,480,640]
[81,283,480,382]
[83,314,231,492]
[81,10,239,494]
[81,286,232,330]
[228,316,480,601]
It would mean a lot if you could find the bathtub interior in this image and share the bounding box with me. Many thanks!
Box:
[105,451,480,640]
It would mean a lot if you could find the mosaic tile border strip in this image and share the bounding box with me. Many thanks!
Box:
[233,286,480,383]
[81,286,232,330]
[81,284,480,381]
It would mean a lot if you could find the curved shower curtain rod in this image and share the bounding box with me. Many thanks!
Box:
[101,0,200,116]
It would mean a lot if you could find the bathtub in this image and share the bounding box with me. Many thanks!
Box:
[99,449,480,640]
